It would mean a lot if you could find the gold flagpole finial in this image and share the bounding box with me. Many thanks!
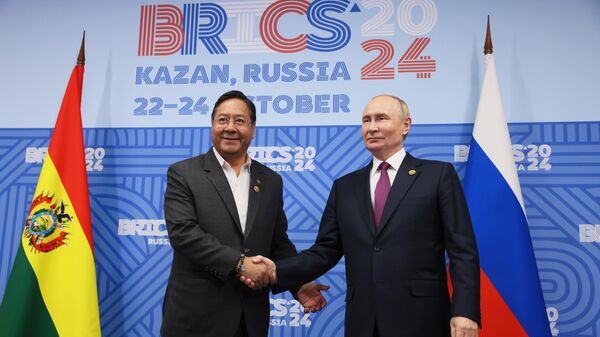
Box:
[77,31,86,66]
[484,15,493,55]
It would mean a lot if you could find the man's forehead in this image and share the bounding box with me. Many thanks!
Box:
[363,98,401,115]
[215,99,249,115]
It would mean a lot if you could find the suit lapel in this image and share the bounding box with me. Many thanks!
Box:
[376,153,421,235]
[244,161,264,239]
[353,163,376,237]
[204,149,244,236]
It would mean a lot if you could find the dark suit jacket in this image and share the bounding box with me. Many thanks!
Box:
[161,149,297,337]
[275,153,480,337]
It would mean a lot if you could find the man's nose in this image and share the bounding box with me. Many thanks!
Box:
[368,121,378,131]
[224,121,237,131]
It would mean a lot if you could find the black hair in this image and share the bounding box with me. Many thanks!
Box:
[211,90,256,123]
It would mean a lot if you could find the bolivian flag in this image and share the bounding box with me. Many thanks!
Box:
[0,35,101,337]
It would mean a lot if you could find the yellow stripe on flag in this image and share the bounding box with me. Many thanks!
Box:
[22,154,101,337]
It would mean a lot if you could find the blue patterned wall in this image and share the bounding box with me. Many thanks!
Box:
[1,122,598,336]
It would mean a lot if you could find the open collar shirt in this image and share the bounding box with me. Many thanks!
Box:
[213,148,252,233]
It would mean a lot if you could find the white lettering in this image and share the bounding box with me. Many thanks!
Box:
[118,219,168,237]
[579,224,600,243]
[25,147,48,163]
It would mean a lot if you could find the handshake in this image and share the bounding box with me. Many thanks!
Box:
[237,255,330,313]
[237,255,277,289]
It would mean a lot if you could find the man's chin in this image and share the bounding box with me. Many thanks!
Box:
[220,146,240,154]
[220,144,250,155]
[365,143,381,153]
[219,140,242,149]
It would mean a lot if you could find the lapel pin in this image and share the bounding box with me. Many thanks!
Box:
[256,178,261,184]
[254,186,260,192]
[408,169,417,176]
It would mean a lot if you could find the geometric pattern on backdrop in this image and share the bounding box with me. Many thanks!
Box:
[0,122,598,336]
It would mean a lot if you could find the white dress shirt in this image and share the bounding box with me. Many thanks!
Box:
[213,148,252,233]
[369,148,407,207]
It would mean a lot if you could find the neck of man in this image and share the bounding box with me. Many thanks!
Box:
[373,146,404,162]
[222,153,248,176]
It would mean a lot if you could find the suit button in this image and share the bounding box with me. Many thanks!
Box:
[373,246,380,252]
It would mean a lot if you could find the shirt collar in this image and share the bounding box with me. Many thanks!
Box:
[372,148,406,174]
[213,147,252,172]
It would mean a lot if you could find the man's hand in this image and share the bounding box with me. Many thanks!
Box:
[450,316,478,337]
[297,283,330,313]
[239,255,276,289]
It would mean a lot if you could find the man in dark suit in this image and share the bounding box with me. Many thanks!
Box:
[161,90,326,337]
[245,95,480,337]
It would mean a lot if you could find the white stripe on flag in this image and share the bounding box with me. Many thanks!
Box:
[472,54,525,213]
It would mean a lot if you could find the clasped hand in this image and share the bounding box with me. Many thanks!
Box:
[238,255,277,289]
[239,255,330,312]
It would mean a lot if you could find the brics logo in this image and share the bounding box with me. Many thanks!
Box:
[136,1,439,79]
[137,0,354,56]
[118,219,170,245]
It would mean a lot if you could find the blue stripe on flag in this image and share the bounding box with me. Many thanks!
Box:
[463,139,550,337]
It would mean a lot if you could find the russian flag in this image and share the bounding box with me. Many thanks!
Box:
[462,22,552,337]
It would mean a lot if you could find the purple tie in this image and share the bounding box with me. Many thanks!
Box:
[374,162,391,228]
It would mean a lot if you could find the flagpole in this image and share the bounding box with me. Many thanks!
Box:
[78,31,85,66]
[484,15,492,55]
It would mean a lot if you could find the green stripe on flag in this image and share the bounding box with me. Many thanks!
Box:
[0,244,59,337]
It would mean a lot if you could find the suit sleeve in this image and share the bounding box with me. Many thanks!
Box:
[438,163,481,324]
[274,181,344,292]
[164,164,240,280]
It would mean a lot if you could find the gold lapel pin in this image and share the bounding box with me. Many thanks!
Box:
[408,169,417,176]
[253,186,260,192]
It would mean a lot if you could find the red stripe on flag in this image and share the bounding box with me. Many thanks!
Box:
[448,268,528,337]
[47,65,94,253]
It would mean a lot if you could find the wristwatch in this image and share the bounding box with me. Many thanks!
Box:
[235,254,246,277]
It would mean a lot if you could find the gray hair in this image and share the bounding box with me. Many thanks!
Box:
[371,94,411,120]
